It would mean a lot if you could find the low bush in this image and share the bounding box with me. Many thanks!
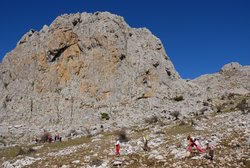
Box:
[116,128,129,142]
[172,96,184,102]
[90,159,103,167]
[16,147,26,156]
[40,131,52,143]
[145,115,158,124]
[100,113,110,120]
[215,105,222,113]
[3,82,8,89]
[178,120,188,126]
[16,147,35,156]
[236,99,249,114]
[170,111,180,120]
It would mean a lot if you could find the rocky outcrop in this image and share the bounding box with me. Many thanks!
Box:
[2,111,249,168]
[193,62,250,98]
[0,12,189,144]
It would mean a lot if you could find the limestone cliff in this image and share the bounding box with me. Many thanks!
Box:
[0,12,185,144]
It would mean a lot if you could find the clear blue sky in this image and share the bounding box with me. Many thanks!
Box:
[0,0,249,79]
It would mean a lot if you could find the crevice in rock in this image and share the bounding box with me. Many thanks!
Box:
[142,76,148,85]
[29,98,33,120]
[165,68,172,76]
[153,62,159,68]
[72,18,81,26]
[136,94,149,100]
[47,45,70,62]
[119,54,126,61]
[5,95,12,102]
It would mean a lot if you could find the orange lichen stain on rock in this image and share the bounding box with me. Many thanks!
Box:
[101,45,120,76]
[47,29,78,51]
[79,82,99,97]
[97,91,111,101]
[102,35,109,49]
[89,85,99,97]
[54,44,81,85]
[92,47,103,60]
[35,79,45,93]
[95,33,103,47]
[21,56,33,66]
[57,62,71,85]
[63,44,80,59]
[143,89,156,98]
[148,69,159,88]
[79,83,89,93]
[36,52,49,71]
[74,60,86,76]
[91,47,116,77]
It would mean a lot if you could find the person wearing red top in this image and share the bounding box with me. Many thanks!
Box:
[115,138,120,156]
[187,135,204,153]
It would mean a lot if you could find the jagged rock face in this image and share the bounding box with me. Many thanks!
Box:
[192,62,250,98]
[0,12,182,142]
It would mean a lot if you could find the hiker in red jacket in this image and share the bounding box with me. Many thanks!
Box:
[187,135,204,153]
[115,138,120,156]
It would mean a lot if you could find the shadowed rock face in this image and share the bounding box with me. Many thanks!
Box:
[0,12,184,143]
[0,12,249,145]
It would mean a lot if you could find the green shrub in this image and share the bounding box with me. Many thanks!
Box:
[90,159,103,167]
[3,82,9,89]
[16,147,36,156]
[173,96,184,102]
[116,128,129,142]
[100,113,110,120]
[54,88,62,94]
[145,115,158,124]
[16,147,26,156]
[236,99,249,114]
[170,111,180,120]
[216,104,222,113]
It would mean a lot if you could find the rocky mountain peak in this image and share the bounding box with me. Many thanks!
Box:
[0,12,183,144]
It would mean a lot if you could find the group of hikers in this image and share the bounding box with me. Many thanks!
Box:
[115,135,214,160]
[34,131,214,160]
[187,135,214,160]
[34,132,62,143]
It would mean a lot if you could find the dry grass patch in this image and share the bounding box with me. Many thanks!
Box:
[0,146,21,159]
[38,135,91,154]
[165,124,195,136]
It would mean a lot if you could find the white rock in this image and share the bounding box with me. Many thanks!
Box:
[113,160,122,166]
[155,155,164,160]
[2,156,41,168]
[72,160,80,164]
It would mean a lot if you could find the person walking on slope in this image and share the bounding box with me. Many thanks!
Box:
[143,135,149,151]
[115,138,120,156]
[204,141,214,160]
[187,135,204,153]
